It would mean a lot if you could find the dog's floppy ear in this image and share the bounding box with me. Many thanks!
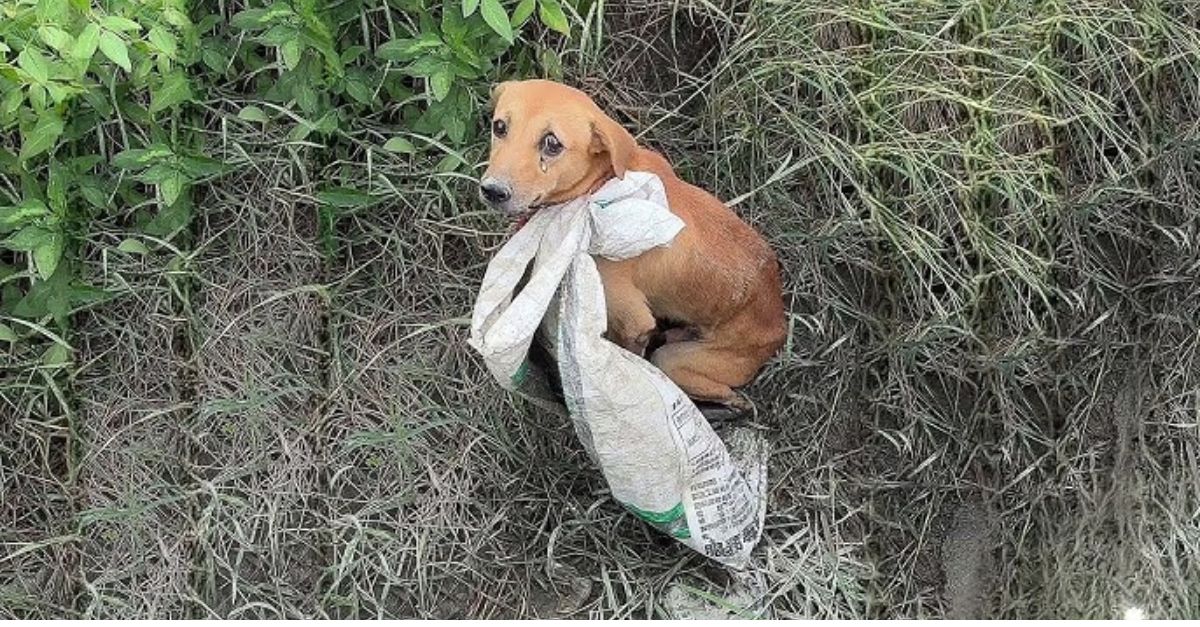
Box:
[590,114,635,179]
[488,81,511,110]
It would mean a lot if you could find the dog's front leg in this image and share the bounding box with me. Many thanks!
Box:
[598,276,656,357]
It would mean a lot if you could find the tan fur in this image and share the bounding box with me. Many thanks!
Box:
[483,79,787,408]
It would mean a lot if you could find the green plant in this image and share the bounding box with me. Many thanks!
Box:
[221,0,575,161]
[0,0,577,352]
[1,0,200,340]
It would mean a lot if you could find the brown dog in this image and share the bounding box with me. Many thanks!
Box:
[480,79,786,410]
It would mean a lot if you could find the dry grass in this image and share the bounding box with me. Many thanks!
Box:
[3,0,1200,618]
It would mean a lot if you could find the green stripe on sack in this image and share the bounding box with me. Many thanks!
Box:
[510,359,529,387]
[627,501,685,524]
[625,502,691,539]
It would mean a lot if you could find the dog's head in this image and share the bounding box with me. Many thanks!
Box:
[479,79,635,218]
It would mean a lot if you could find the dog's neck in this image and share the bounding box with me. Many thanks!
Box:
[587,174,615,195]
[509,148,672,235]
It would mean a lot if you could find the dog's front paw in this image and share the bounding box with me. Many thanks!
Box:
[630,329,656,358]
[697,403,743,425]
[726,392,756,415]
[695,393,757,424]
[601,330,651,358]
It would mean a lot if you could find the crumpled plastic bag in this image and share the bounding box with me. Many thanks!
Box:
[469,171,768,567]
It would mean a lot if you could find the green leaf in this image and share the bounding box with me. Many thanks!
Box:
[315,112,341,135]
[111,149,147,169]
[79,182,109,209]
[436,154,464,173]
[38,26,74,53]
[0,199,49,232]
[150,71,191,113]
[318,187,373,208]
[39,0,68,22]
[33,232,64,280]
[20,110,64,161]
[237,105,270,123]
[148,27,178,58]
[540,47,563,79]
[0,323,17,342]
[376,35,443,62]
[230,8,269,30]
[28,85,47,111]
[44,82,75,106]
[73,23,101,61]
[180,155,229,178]
[42,343,71,368]
[462,0,480,16]
[117,238,150,254]
[263,3,298,21]
[112,145,172,170]
[160,171,187,206]
[100,16,142,33]
[134,57,153,82]
[72,154,106,170]
[259,24,294,46]
[345,78,376,106]
[382,137,416,154]
[444,112,466,144]
[162,8,191,29]
[430,65,453,101]
[512,0,537,27]
[139,163,176,184]
[538,0,570,35]
[143,195,191,237]
[442,2,469,41]
[98,31,131,72]
[341,45,368,64]
[10,262,69,321]
[289,122,312,142]
[202,46,228,72]
[47,162,67,214]
[2,88,23,117]
[281,39,303,70]
[406,55,446,78]
[4,225,53,251]
[17,48,51,84]
[481,0,515,43]
[294,83,318,114]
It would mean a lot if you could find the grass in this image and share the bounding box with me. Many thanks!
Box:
[3,0,1200,618]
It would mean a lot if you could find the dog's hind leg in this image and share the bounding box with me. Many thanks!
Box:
[649,340,760,412]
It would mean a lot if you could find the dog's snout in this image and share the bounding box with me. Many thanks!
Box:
[479,178,512,206]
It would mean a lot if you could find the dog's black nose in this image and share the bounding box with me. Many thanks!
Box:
[479,179,512,205]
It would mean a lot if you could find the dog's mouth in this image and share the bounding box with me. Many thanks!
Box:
[510,196,547,230]
[523,195,547,214]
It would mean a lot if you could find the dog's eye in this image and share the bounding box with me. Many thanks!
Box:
[541,133,564,157]
[492,119,507,138]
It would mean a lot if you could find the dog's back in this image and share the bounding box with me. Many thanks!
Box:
[599,146,787,407]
